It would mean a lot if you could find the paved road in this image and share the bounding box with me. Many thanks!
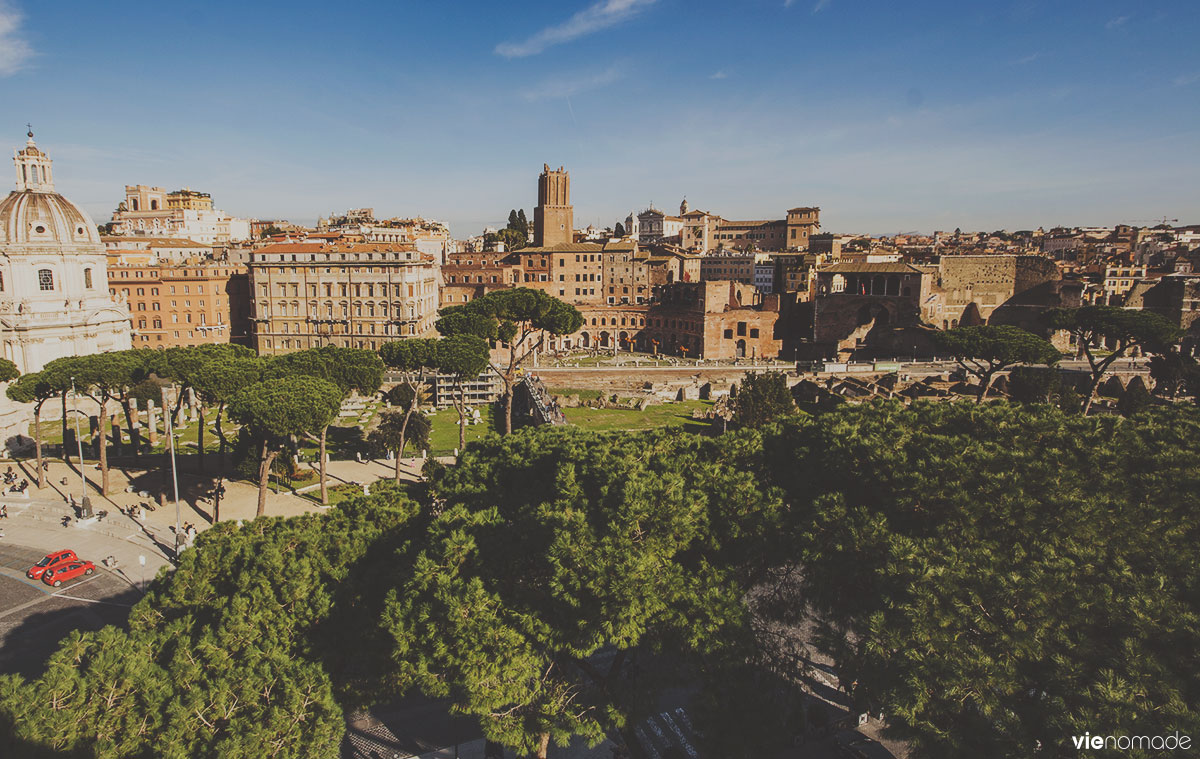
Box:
[0,542,139,678]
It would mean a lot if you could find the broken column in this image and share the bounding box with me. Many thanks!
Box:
[111,415,123,457]
[146,400,158,445]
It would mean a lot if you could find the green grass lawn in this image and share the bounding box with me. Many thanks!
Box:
[25,398,717,464]
[427,407,499,456]
[300,482,368,506]
[564,400,714,433]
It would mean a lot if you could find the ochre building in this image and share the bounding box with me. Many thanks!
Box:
[247,242,438,355]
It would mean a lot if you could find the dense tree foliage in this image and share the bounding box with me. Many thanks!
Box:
[1046,306,1181,412]
[2,400,1198,759]
[156,345,257,471]
[263,347,384,504]
[0,491,421,759]
[732,371,796,427]
[436,288,583,434]
[934,325,1061,401]
[759,402,1200,758]
[380,338,439,464]
[6,370,57,488]
[385,427,781,757]
[228,376,344,516]
[368,410,431,481]
[1148,350,1199,399]
[434,334,491,450]
[0,358,18,383]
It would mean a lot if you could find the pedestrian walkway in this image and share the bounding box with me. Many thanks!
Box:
[0,496,173,593]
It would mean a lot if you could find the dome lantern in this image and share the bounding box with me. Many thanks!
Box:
[14,128,54,192]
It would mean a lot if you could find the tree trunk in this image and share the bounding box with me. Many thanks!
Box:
[196,404,205,473]
[503,377,515,435]
[213,474,222,523]
[397,385,417,468]
[976,371,995,403]
[98,397,109,496]
[1083,374,1101,415]
[256,441,276,518]
[120,398,138,460]
[455,383,467,452]
[33,402,45,489]
[535,732,550,759]
[319,425,328,506]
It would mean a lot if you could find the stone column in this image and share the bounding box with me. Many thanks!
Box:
[111,415,123,457]
[186,388,198,422]
[129,398,141,432]
[90,415,102,458]
[146,400,158,445]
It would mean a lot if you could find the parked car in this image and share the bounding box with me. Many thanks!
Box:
[26,549,79,580]
[42,559,96,587]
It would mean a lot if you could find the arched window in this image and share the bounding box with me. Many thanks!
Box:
[84,268,94,289]
[131,198,139,211]
[150,200,159,210]
[37,269,54,291]
[30,166,38,183]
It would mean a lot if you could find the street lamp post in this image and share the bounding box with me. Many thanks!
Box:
[161,386,182,558]
[69,377,89,516]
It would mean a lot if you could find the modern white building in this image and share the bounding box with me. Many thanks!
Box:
[0,132,131,374]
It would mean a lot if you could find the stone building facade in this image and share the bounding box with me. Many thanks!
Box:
[534,165,572,248]
[247,242,438,355]
[812,262,930,358]
[112,185,250,244]
[925,255,1061,328]
[0,133,131,374]
[107,257,250,347]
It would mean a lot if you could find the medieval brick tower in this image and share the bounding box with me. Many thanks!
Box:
[534,164,572,247]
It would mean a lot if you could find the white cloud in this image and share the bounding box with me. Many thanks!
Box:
[0,2,34,76]
[1173,72,1200,87]
[1105,15,1130,29]
[709,70,729,80]
[496,0,657,59]
[521,65,624,101]
[1013,52,1041,65]
[812,0,832,12]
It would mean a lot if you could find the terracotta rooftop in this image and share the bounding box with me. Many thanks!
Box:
[101,236,210,247]
[519,242,605,253]
[820,262,925,274]
[257,242,419,254]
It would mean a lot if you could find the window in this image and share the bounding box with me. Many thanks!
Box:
[37,269,54,291]
[84,268,94,289]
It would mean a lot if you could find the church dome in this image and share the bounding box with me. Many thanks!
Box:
[0,190,100,246]
[1,131,100,247]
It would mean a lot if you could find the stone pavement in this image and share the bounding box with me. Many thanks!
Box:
[0,494,174,592]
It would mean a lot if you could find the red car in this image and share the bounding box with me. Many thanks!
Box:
[26,549,79,580]
[42,559,96,587]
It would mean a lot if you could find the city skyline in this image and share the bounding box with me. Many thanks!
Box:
[1,0,1197,236]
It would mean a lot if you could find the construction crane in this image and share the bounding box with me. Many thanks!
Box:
[1125,216,1179,226]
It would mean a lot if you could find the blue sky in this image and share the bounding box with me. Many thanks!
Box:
[1,0,1197,236]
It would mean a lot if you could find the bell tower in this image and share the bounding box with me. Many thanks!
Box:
[534,164,573,247]
[14,128,54,192]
